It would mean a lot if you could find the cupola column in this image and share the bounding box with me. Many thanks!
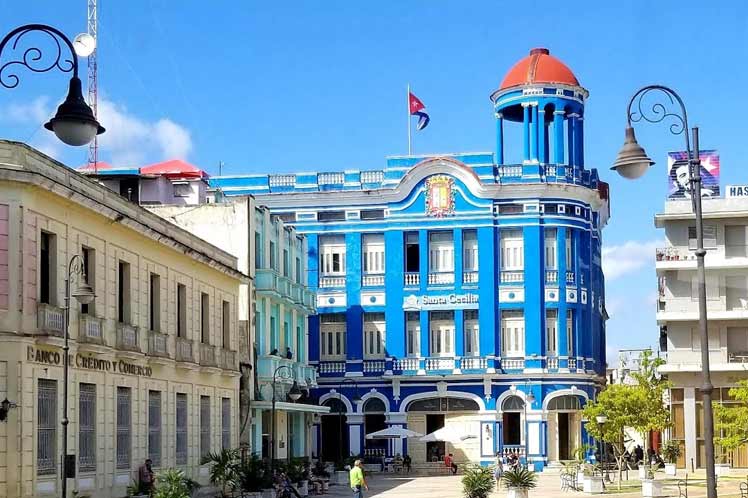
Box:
[567,113,576,167]
[522,103,530,162]
[553,110,565,164]
[530,104,538,162]
[575,116,584,167]
[496,112,504,164]
[538,108,546,164]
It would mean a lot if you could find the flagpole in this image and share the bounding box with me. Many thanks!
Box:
[407,83,412,155]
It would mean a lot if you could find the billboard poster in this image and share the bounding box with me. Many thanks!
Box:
[667,150,720,199]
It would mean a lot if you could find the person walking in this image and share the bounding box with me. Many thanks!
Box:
[349,459,368,498]
[493,452,504,487]
[403,454,412,474]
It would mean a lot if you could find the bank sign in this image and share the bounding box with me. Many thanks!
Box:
[726,185,748,198]
[403,293,478,310]
[27,346,153,377]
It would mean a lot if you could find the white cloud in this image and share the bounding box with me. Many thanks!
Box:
[1,96,192,166]
[602,239,663,281]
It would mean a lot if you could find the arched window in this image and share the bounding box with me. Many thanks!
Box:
[322,398,347,414]
[547,395,583,411]
[362,398,386,413]
[501,395,525,412]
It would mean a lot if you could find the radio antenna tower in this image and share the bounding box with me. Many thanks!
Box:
[86,0,99,172]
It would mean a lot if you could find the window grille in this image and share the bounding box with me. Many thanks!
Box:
[148,391,162,467]
[37,379,57,475]
[79,383,96,472]
[116,387,131,469]
[176,393,188,465]
[221,398,231,450]
[200,396,211,459]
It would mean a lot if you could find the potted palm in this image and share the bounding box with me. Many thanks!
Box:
[201,449,239,498]
[661,440,681,476]
[501,467,537,498]
[237,455,266,498]
[461,465,495,498]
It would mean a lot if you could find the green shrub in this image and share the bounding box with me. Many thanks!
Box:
[153,468,196,498]
[461,465,495,498]
[237,455,268,492]
[661,440,682,464]
[501,467,538,490]
[201,449,240,497]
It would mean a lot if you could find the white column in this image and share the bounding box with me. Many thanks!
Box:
[684,387,697,469]
[387,412,408,456]
[348,414,364,456]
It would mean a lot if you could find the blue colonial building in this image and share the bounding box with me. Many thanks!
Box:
[211,48,610,470]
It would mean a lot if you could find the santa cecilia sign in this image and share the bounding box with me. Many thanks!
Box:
[403,293,478,310]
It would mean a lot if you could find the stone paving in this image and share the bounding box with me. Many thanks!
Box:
[321,470,748,498]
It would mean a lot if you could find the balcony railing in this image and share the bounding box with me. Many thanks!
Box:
[257,355,293,379]
[318,361,345,374]
[37,303,64,337]
[497,165,522,178]
[255,269,280,293]
[500,270,524,284]
[79,315,104,345]
[319,276,346,288]
[547,356,559,370]
[459,357,487,370]
[728,351,748,363]
[148,331,169,357]
[428,272,454,285]
[363,359,386,373]
[114,322,139,351]
[463,271,478,284]
[360,171,384,184]
[393,358,419,371]
[303,289,315,309]
[362,274,385,287]
[199,344,217,367]
[278,276,292,296]
[425,357,455,370]
[501,358,525,370]
[568,358,577,370]
[404,272,420,287]
[176,338,193,362]
[218,349,237,370]
[566,271,575,284]
[290,282,303,304]
[545,270,558,283]
[296,364,318,385]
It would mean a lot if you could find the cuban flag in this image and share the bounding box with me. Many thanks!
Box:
[409,91,430,130]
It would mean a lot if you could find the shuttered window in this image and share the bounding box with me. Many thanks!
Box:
[148,391,161,467]
[363,313,386,359]
[501,230,524,270]
[176,393,188,465]
[116,387,131,469]
[37,379,57,475]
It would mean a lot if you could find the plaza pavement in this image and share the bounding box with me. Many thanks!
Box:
[322,470,748,498]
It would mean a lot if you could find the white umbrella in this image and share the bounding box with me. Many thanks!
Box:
[419,426,473,443]
[366,427,424,440]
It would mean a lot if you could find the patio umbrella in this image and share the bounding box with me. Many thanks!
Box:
[419,426,474,443]
[365,427,424,440]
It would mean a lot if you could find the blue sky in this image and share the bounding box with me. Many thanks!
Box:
[2,1,747,364]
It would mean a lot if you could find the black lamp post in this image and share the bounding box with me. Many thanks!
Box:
[0,24,105,146]
[595,414,608,481]
[339,379,360,462]
[62,255,95,498]
[611,85,716,498]
[270,365,302,476]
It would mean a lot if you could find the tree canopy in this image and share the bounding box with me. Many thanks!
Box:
[714,380,748,457]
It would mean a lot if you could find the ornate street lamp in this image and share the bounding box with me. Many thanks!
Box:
[0,24,105,146]
[270,365,302,476]
[62,255,95,498]
[611,85,716,498]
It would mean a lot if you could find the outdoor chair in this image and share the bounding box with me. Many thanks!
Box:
[739,481,747,498]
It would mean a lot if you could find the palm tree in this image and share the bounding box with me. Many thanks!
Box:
[201,448,239,497]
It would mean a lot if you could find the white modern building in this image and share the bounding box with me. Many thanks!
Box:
[656,194,748,469]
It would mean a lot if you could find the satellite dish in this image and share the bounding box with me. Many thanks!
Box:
[73,33,96,57]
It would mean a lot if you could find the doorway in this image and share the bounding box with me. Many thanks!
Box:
[426,414,445,461]
[321,414,349,462]
[364,414,387,456]
[558,413,570,460]
[503,412,521,445]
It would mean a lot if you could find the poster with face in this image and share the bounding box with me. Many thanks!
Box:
[667,150,720,199]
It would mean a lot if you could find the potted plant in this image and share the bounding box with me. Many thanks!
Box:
[152,468,198,498]
[201,448,239,498]
[312,460,331,492]
[288,458,310,497]
[714,449,730,476]
[641,467,664,498]
[581,464,603,494]
[461,464,495,498]
[237,455,267,498]
[501,467,537,498]
[661,440,681,476]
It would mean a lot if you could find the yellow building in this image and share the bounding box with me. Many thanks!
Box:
[0,141,249,498]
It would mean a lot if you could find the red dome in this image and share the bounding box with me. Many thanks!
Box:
[499,48,579,90]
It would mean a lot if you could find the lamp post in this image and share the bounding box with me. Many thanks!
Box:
[595,414,608,481]
[338,379,360,463]
[62,255,95,498]
[524,385,535,469]
[0,24,105,145]
[270,365,302,476]
[611,85,716,498]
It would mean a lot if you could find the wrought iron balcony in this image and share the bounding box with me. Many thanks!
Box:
[79,315,105,345]
[37,303,64,337]
[114,322,139,351]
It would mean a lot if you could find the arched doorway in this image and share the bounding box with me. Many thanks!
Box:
[501,395,524,454]
[405,396,481,463]
[321,398,349,462]
[547,395,583,462]
[362,398,387,458]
